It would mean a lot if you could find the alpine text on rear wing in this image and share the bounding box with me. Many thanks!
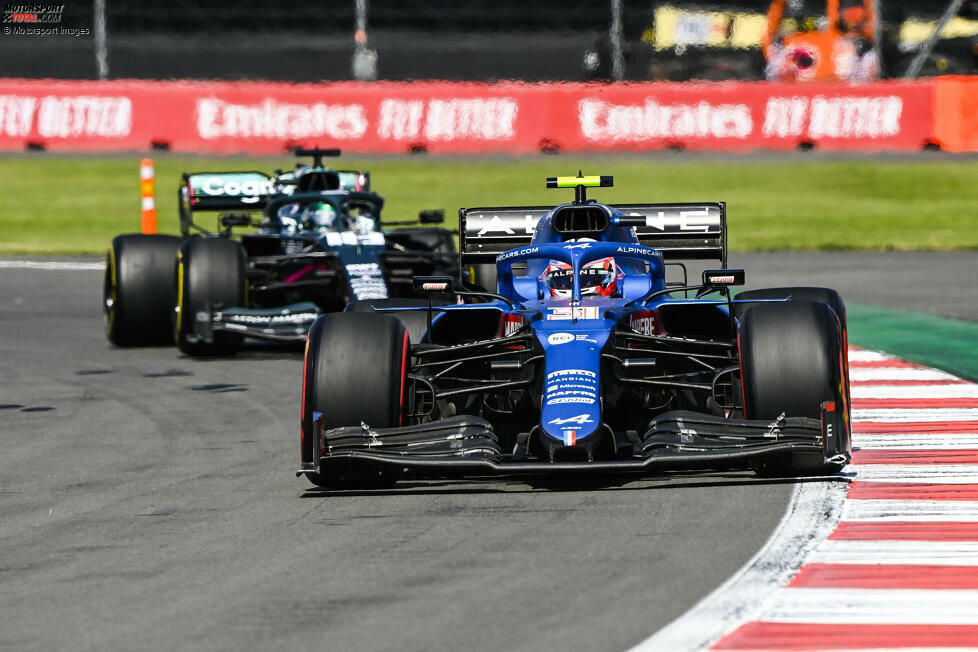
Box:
[460,202,726,265]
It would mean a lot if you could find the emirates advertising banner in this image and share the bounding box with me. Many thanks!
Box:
[0,78,941,153]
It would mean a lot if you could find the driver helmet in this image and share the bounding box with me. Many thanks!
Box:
[305,202,337,229]
[543,256,619,299]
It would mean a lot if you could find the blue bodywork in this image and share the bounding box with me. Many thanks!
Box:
[423,201,731,451]
[498,239,662,447]
[298,183,853,485]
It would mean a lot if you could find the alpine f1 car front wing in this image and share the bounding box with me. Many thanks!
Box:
[297,403,850,479]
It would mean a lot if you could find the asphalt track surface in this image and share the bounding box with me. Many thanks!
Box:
[731,251,978,322]
[0,252,973,652]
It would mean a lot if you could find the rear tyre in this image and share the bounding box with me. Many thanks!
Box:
[301,313,409,489]
[738,301,848,476]
[175,238,247,356]
[391,227,456,254]
[426,228,456,254]
[104,234,182,346]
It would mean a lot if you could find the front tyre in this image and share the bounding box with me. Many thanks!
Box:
[175,238,247,356]
[735,286,850,421]
[734,286,846,329]
[739,300,848,476]
[301,312,409,489]
[346,298,450,343]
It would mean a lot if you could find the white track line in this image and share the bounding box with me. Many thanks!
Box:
[853,385,978,399]
[807,540,978,566]
[852,407,978,421]
[848,350,896,362]
[759,588,978,625]
[850,368,961,382]
[0,260,105,271]
[854,434,978,449]
[842,499,978,521]
[846,464,978,483]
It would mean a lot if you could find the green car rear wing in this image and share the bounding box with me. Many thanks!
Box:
[276,170,370,193]
[181,171,275,211]
[178,171,273,235]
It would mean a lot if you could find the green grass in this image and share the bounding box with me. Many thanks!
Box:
[848,303,978,383]
[1,154,977,255]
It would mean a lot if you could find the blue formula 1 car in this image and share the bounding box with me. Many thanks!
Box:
[104,148,457,355]
[297,174,851,489]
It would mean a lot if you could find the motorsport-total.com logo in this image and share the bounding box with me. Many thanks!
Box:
[3,3,91,36]
[3,3,63,23]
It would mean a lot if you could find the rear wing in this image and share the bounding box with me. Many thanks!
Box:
[616,203,726,264]
[180,171,275,212]
[458,206,551,263]
[459,202,727,265]
[178,171,275,236]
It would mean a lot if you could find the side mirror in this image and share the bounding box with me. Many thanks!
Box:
[419,209,444,224]
[697,269,745,298]
[413,275,516,308]
[413,275,457,295]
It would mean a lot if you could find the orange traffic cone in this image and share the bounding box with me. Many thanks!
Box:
[140,158,157,234]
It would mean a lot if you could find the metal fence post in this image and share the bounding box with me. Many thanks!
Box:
[610,0,624,81]
[94,0,108,79]
[904,0,965,79]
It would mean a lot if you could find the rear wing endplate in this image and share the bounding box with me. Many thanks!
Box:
[459,202,727,266]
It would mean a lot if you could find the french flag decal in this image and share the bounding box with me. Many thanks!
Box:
[563,431,576,446]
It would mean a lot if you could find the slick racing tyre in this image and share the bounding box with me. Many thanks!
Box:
[430,229,456,254]
[301,313,409,489]
[734,286,846,330]
[175,237,247,356]
[104,234,182,346]
[738,300,848,476]
[386,228,455,254]
[734,286,849,411]
[347,298,450,343]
